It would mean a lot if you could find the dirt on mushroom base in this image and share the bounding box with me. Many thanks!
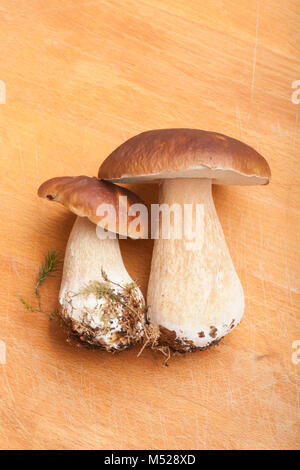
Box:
[55,270,230,364]
[54,270,167,358]
[158,315,241,353]
[159,325,225,353]
[58,281,146,352]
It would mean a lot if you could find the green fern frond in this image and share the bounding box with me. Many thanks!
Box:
[35,250,62,312]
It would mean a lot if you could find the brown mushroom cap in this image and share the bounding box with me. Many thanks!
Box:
[38,176,147,239]
[98,129,271,185]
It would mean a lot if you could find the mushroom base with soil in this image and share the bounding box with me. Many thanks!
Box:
[59,216,146,351]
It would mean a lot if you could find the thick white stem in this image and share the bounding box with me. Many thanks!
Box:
[147,178,244,350]
[59,216,144,350]
[60,216,133,300]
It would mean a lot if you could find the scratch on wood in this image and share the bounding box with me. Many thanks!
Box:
[251,1,260,100]
[235,104,243,138]
[18,143,26,185]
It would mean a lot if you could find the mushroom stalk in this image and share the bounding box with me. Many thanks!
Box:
[147,178,244,351]
[59,216,145,350]
[60,216,133,296]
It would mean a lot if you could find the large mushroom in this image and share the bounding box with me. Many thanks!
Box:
[98,129,271,352]
[38,176,147,351]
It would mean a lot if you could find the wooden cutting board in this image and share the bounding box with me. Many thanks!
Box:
[0,0,299,450]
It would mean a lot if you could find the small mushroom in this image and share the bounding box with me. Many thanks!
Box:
[38,176,147,351]
[98,129,271,352]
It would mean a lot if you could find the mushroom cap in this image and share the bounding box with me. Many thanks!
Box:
[98,129,271,185]
[38,176,147,238]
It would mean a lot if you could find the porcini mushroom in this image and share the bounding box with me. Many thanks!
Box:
[98,129,271,352]
[38,176,147,351]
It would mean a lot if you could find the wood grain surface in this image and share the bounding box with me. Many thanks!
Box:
[0,0,299,450]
